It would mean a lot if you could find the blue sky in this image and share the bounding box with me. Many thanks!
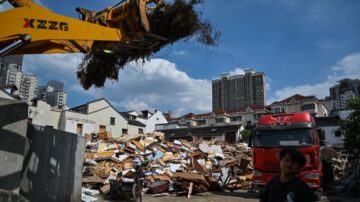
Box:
[2,0,360,115]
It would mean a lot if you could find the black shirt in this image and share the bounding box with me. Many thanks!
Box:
[260,176,315,202]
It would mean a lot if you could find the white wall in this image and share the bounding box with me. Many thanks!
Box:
[86,100,129,137]
[0,90,16,100]
[320,125,343,145]
[64,119,94,136]
[141,111,168,133]
[28,100,61,129]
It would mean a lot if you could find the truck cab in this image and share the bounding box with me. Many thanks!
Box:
[251,112,324,194]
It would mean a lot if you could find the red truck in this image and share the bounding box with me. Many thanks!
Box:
[251,112,325,199]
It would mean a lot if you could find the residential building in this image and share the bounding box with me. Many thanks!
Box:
[136,110,168,133]
[0,55,23,66]
[0,56,38,103]
[270,94,328,117]
[48,80,64,91]
[212,69,266,111]
[323,97,337,111]
[0,64,22,94]
[330,78,360,109]
[314,117,343,145]
[176,104,270,128]
[28,98,145,137]
[19,74,37,103]
[37,80,67,107]
[70,98,145,137]
[155,122,185,131]
[28,99,62,128]
[0,84,19,100]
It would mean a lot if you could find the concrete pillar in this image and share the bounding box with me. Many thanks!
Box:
[0,98,28,193]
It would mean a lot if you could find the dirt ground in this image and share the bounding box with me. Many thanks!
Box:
[141,190,359,202]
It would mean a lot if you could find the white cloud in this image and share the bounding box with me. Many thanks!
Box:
[66,58,213,114]
[22,54,212,114]
[172,50,186,56]
[269,52,360,103]
[114,99,152,112]
[228,68,245,76]
[328,53,360,81]
[23,53,83,85]
[0,1,12,11]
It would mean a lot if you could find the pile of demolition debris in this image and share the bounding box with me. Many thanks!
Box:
[81,131,252,201]
[321,146,360,195]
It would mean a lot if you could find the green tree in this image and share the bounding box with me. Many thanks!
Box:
[340,97,360,158]
[240,129,252,141]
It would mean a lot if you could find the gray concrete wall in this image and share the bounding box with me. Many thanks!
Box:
[20,125,85,202]
[0,98,28,194]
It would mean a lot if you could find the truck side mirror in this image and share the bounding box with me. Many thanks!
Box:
[316,129,325,140]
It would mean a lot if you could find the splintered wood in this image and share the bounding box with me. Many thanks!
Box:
[82,132,253,198]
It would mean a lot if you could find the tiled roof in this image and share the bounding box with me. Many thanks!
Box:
[271,94,317,105]
[179,105,269,119]
[128,119,146,127]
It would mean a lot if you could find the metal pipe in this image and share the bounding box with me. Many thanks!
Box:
[0,35,31,56]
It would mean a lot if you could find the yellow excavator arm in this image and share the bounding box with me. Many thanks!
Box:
[0,0,166,56]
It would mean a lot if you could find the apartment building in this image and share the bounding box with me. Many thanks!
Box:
[212,69,266,111]
[0,55,37,103]
[329,78,360,109]
[37,80,68,107]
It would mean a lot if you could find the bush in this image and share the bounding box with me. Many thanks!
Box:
[340,98,360,158]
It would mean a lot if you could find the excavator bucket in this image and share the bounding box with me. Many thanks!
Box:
[138,0,150,32]
[77,0,168,54]
[0,0,167,55]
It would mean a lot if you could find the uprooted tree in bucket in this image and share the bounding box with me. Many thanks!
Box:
[77,0,221,90]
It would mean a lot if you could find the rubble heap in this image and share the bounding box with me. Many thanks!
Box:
[82,131,252,200]
[321,146,360,194]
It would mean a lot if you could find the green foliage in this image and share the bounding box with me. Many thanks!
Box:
[240,129,252,141]
[340,97,360,158]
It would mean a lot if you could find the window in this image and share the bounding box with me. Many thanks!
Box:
[122,128,128,134]
[231,116,241,122]
[197,120,206,126]
[138,128,144,134]
[301,103,315,111]
[110,117,115,125]
[76,123,83,136]
[247,121,252,126]
[216,118,224,123]
[272,107,281,113]
[254,129,313,147]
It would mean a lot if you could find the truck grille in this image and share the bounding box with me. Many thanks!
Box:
[264,161,280,172]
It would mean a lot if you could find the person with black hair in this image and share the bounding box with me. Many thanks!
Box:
[260,148,316,202]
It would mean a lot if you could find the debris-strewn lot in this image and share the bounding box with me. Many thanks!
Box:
[82,132,252,201]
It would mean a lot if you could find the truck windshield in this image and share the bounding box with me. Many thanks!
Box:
[254,129,313,147]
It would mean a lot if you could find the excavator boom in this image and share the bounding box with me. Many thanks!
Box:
[0,0,165,56]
